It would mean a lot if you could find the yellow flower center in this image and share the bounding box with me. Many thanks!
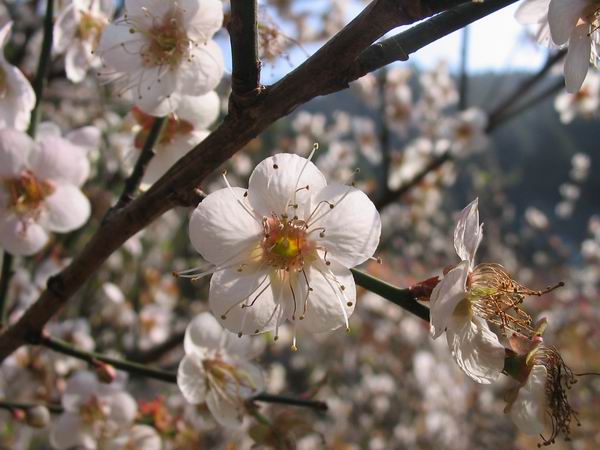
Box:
[3,171,55,215]
[262,216,316,271]
[77,11,106,45]
[138,12,190,68]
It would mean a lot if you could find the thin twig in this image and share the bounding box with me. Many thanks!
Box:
[0,400,63,414]
[0,252,13,327]
[36,335,327,411]
[458,26,469,111]
[27,0,54,138]
[351,269,430,322]
[112,116,168,211]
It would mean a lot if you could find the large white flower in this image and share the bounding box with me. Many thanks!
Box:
[429,199,505,384]
[96,0,224,116]
[54,0,113,83]
[185,152,381,346]
[50,371,138,450]
[0,128,91,256]
[0,21,36,131]
[177,312,265,427]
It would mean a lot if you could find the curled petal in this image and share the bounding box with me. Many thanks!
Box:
[429,261,469,339]
[177,354,208,404]
[446,316,505,384]
[453,198,483,267]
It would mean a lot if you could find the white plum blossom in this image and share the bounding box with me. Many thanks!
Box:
[54,0,114,83]
[516,0,600,92]
[185,151,381,347]
[0,21,36,131]
[132,91,220,188]
[97,0,225,116]
[177,312,265,427]
[438,107,489,156]
[554,70,600,122]
[50,371,138,449]
[429,199,506,384]
[0,128,91,256]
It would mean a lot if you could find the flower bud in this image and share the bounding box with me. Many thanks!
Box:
[95,361,117,384]
[26,405,51,428]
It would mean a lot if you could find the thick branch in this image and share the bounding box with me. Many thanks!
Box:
[0,0,510,362]
[228,0,261,104]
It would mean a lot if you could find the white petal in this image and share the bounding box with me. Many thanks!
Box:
[125,425,162,450]
[29,135,90,186]
[50,413,96,449]
[106,391,138,425]
[177,354,207,404]
[62,371,98,410]
[65,44,92,83]
[564,24,592,93]
[548,0,586,45]
[176,91,220,129]
[177,40,224,96]
[446,316,505,384]
[97,22,145,71]
[125,0,176,20]
[184,312,225,356]
[141,130,208,188]
[185,0,223,41]
[248,153,327,217]
[429,261,469,339]
[0,128,34,176]
[205,388,244,428]
[209,268,286,335]
[510,365,548,435]
[133,67,179,115]
[189,186,262,266]
[0,63,36,131]
[515,0,550,25]
[311,183,381,268]
[66,126,101,151]
[53,4,76,53]
[453,198,483,267]
[0,21,12,48]
[294,262,356,333]
[44,184,91,233]
[0,214,48,256]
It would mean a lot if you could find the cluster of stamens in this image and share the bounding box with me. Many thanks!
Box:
[203,357,257,410]
[77,10,106,46]
[3,171,54,216]
[79,395,109,426]
[261,215,315,272]
[531,346,580,447]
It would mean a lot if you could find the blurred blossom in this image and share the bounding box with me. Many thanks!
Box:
[525,207,549,230]
[438,107,489,157]
[554,71,600,123]
[570,152,591,181]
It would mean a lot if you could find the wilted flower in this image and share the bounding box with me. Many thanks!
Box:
[96,0,224,116]
[0,21,36,131]
[183,151,381,347]
[50,371,138,449]
[177,312,265,427]
[0,128,91,256]
[54,0,114,83]
[505,341,579,446]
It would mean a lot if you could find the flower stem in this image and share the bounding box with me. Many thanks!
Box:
[0,399,63,414]
[350,269,430,322]
[0,252,13,327]
[36,335,327,411]
[27,0,54,138]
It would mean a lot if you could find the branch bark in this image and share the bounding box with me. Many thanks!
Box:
[0,0,513,362]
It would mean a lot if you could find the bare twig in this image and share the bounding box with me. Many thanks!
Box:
[0,252,13,326]
[0,0,513,362]
[0,400,63,414]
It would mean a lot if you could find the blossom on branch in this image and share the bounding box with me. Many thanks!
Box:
[182,151,381,348]
[177,312,265,427]
[96,0,224,116]
[0,128,91,256]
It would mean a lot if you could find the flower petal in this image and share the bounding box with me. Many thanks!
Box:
[29,135,90,186]
[97,22,145,72]
[176,91,220,129]
[177,354,208,404]
[247,153,327,217]
[0,214,48,256]
[106,391,137,425]
[548,0,587,45]
[50,413,96,450]
[310,183,381,268]
[44,184,91,233]
[185,0,223,41]
[0,128,34,177]
[446,315,505,384]
[177,40,224,97]
[294,262,356,333]
[429,261,469,339]
[209,268,286,335]
[453,198,483,267]
[188,186,262,266]
[205,388,244,428]
[184,312,225,356]
[564,24,592,93]
[515,0,550,25]
[509,364,548,435]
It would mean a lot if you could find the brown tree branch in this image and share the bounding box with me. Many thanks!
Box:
[228,0,262,106]
[0,0,510,362]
